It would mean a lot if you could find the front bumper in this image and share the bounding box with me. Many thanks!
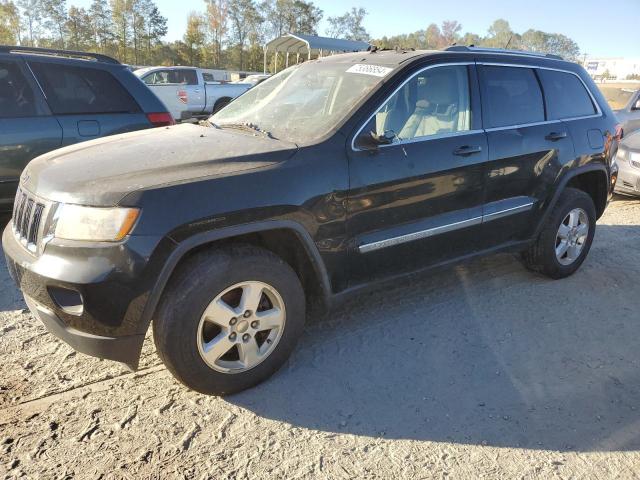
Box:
[3,222,168,369]
[614,157,640,196]
[23,294,144,369]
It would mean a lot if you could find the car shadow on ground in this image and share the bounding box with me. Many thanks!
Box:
[227,223,640,452]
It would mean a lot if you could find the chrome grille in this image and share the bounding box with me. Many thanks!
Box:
[12,188,48,254]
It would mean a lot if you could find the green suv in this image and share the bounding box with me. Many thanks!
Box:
[0,46,173,211]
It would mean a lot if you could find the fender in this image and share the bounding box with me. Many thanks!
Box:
[532,163,609,239]
[137,219,333,333]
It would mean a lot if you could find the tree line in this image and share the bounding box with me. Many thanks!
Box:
[0,0,582,72]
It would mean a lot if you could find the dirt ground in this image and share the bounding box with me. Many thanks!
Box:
[1,197,640,479]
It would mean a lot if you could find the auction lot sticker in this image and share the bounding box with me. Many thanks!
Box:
[346,64,394,77]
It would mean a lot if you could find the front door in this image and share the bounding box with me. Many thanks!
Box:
[347,63,488,286]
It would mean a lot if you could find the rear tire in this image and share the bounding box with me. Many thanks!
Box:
[153,244,305,395]
[523,187,596,279]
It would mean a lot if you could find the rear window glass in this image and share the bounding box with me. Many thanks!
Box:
[143,69,197,85]
[29,62,140,115]
[0,61,39,118]
[538,70,596,119]
[480,66,545,128]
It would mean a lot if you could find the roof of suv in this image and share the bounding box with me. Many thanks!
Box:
[0,45,120,65]
[315,46,571,70]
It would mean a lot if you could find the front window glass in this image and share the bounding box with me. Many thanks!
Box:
[0,61,38,118]
[210,61,387,143]
[366,65,471,141]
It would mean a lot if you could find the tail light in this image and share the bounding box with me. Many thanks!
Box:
[146,112,175,127]
[177,89,188,104]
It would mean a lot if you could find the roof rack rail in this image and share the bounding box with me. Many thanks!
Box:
[0,45,120,64]
[444,45,563,61]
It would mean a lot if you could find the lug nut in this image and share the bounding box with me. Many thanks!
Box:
[230,317,237,326]
[242,333,250,342]
[229,332,237,341]
[251,321,259,329]
[243,310,252,318]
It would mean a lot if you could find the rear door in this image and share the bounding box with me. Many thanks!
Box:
[27,60,150,146]
[347,63,488,285]
[0,57,62,208]
[477,64,575,248]
[175,69,205,115]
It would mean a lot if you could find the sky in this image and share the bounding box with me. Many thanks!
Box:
[72,0,640,58]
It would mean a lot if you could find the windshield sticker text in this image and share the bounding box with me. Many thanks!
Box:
[346,64,393,77]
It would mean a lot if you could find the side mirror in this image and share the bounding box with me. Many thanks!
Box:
[355,130,396,151]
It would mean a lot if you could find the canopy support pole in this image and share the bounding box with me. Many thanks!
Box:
[263,48,267,74]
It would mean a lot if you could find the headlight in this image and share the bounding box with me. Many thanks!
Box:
[53,205,140,242]
[630,152,640,169]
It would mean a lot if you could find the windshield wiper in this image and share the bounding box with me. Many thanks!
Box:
[214,122,275,139]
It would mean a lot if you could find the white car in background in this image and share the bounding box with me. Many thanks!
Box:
[599,83,640,135]
[135,66,252,122]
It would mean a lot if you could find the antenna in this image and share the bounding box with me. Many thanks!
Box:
[504,35,513,49]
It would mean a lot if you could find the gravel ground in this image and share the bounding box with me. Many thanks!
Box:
[1,197,640,479]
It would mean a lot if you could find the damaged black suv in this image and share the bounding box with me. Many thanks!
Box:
[3,46,620,395]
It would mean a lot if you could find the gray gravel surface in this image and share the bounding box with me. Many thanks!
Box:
[1,198,640,479]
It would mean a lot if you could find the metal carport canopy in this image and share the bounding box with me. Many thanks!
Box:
[264,33,371,72]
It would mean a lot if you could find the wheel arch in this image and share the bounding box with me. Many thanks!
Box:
[212,96,232,113]
[534,164,609,238]
[139,220,332,335]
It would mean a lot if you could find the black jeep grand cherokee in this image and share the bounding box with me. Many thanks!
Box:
[3,46,620,395]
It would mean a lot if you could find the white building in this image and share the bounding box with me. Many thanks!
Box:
[583,57,640,80]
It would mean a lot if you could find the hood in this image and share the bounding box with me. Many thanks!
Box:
[21,124,298,206]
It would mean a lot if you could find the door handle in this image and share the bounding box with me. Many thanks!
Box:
[545,131,568,141]
[453,145,482,156]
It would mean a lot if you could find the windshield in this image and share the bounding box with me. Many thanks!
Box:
[209,61,388,143]
[599,86,637,110]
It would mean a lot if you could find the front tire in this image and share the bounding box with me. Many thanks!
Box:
[523,187,596,279]
[153,245,305,395]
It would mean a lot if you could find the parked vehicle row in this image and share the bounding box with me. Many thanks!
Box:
[599,83,640,135]
[0,46,173,212]
[135,66,253,121]
[3,45,621,395]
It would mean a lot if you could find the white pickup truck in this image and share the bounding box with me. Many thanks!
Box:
[135,66,252,122]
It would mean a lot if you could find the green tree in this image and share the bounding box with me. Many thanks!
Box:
[110,0,132,62]
[17,0,42,46]
[425,23,444,49]
[0,1,21,44]
[42,0,66,47]
[326,7,368,42]
[262,0,321,38]
[90,0,114,54]
[484,18,514,48]
[183,11,206,66]
[143,2,167,63]
[440,20,461,46]
[65,5,93,50]
[204,0,227,67]
[227,0,261,70]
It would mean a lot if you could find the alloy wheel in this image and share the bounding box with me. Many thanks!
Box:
[555,207,589,266]
[196,281,286,373]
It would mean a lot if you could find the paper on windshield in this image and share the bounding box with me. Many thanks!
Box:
[346,64,393,77]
